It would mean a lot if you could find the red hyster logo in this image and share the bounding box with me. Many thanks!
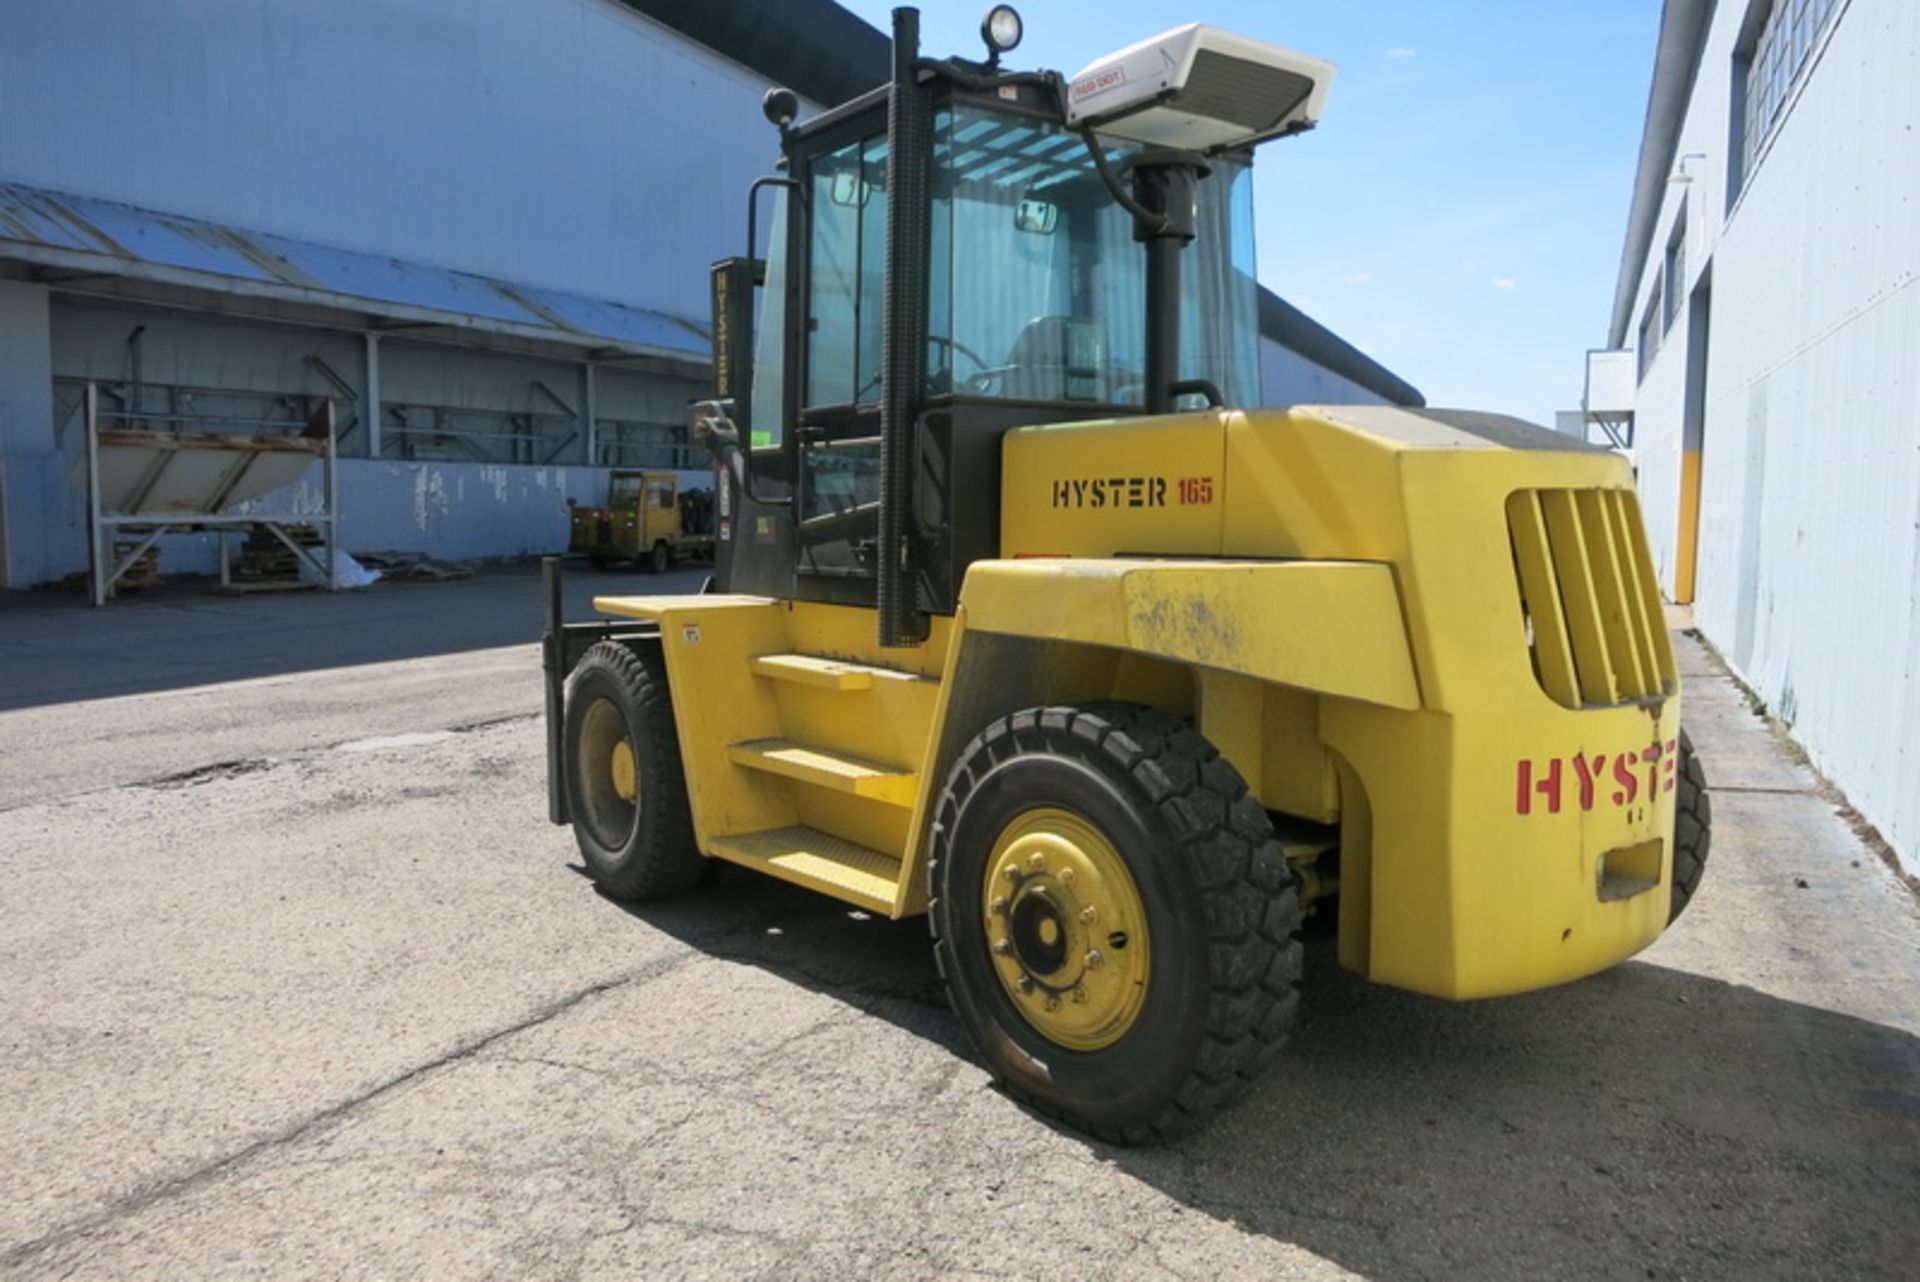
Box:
[1516,739,1677,815]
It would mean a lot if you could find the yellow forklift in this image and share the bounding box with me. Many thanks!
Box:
[568,470,714,573]
[541,7,1712,1143]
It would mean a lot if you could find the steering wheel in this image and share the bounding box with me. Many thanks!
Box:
[963,365,1016,394]
[929,333,989,379]
[855,335,995,400]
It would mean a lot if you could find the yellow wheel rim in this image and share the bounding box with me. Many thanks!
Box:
[609,739,637,802]
[982,807,1150,1051]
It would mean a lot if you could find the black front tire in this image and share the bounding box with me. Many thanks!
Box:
[563,641,705,901]
[648,542,670,575]
[928,703,1303,1145]
[1669,730,1711,923]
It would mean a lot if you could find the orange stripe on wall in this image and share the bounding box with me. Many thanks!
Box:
[1674,449,1702,605]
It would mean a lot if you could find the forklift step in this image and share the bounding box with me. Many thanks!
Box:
[748,653,935,691]
[749,653,875,690]
[707,826,901,914]
[727,737,919,806]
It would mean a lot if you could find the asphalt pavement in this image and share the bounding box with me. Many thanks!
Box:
[1,569,1916,1279]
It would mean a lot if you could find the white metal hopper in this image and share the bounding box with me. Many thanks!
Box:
[88,428,326,517]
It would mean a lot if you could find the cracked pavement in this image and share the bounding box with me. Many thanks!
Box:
[2,570,1917,1279]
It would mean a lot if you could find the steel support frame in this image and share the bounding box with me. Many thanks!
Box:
[84,383,342,606]
[363,331,383,459]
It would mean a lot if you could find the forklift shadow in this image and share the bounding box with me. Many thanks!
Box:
[568,859,966,1047]
[1133,947,1920,1278]
[578,861,1920,1278]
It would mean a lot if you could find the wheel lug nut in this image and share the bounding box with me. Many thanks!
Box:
[990,896,1009,916]
[1084,949,1104,971]
[1080,905,1097,923]
[1057,867,1075,887]
[1071,985,1088,1004]
[1045,994,1061,1012]
[1003,866,1023,884]
[1026,852,1046,872]
[1015,975,1034,994]
[992,938,1012,956]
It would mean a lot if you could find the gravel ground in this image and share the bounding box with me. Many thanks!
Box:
[1,582,1915,1280]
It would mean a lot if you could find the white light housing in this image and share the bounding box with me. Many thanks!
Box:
[1064,24,1335,152]
[982,6,1023,55]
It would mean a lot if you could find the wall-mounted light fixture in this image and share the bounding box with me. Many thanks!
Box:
[1668,152,1708,184]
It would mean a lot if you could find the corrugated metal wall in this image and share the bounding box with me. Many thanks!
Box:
[33,299,712,576]
[0,0,786,323]
[0,0,766,585]
[0,280,56,587]
[1623,0,1920,871]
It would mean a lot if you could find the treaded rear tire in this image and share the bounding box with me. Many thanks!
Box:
[563,640,705,901]
[928,702,1303,1145]
[1669,729,1711,923]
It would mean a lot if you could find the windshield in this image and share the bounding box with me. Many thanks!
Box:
[932,105,1259,408]
[788,104,1261,422]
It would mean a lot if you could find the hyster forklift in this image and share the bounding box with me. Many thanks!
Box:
[541,8,1712,1142]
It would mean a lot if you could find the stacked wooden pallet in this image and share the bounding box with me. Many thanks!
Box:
[112,542,163,592]
[219,525,324,594]
[62,539,164,594]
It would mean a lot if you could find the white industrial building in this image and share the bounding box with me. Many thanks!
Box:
[1587,0,1918,873]
[0,0,1418,593]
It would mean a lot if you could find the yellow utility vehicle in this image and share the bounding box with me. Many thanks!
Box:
[542,8,1712,1142]
[568,469,713,573]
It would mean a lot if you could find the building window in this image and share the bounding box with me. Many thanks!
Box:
[1663,212,1687,333]
[1637,279,1663,382]
[1731,0,1845,203]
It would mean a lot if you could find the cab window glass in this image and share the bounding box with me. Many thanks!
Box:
[806,134,888,407]
[932,107,1257,408]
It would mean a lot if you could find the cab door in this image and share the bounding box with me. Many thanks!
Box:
[793,129,888,603]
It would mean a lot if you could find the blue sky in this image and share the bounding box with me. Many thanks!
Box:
[838,1,1660,424]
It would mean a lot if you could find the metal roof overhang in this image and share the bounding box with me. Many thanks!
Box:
[1607,0,1714,348]
[0,182,711,369]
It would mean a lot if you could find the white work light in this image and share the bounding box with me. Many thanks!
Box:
[982,6,1023,57]
[1065,24,1335,152]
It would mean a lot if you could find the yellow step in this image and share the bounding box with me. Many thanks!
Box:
[707,826,901,914]
[749,653,875,690]
[748,652,935,691]
[727,736,919,806]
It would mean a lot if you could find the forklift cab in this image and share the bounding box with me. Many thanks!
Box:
[713,24,1286,623]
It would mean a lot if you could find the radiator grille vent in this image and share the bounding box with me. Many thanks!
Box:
[1507,488,1676,708]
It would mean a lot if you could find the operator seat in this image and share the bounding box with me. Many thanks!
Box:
[1000,315,1071,401]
